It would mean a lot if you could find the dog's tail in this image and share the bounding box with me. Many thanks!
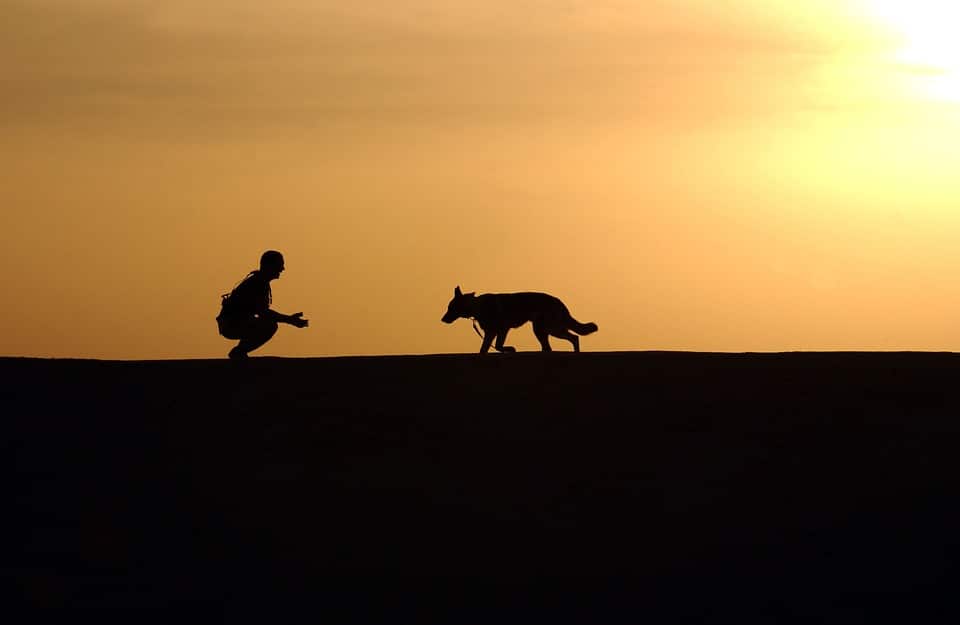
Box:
[570,318,598,336]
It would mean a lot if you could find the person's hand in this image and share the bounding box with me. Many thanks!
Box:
[290,312,309,328]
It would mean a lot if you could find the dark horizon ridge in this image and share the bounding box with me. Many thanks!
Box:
[11,351,959,622]
[4,348,960,363]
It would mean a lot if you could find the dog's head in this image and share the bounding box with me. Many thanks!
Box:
[441,286,475,323]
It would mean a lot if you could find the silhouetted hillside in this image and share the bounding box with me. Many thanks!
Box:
[9,352,960,623]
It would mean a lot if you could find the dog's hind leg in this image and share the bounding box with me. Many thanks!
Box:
[551,329,580,352]
[533,323,553,352]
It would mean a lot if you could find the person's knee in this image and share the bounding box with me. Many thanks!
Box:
[260,319,279,340]
[218,319,241,340]
[235,319,278,353]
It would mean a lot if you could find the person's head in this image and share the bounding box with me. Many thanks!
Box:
[259,250,285,280]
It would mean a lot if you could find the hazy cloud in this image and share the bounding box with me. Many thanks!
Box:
[2,0,869,135]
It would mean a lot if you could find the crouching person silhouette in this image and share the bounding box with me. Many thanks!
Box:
[216,250,309,359]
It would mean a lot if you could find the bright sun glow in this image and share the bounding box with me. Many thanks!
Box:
[865,0,960,101]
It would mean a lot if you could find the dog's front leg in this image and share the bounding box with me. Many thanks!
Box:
[494,330,516,353]
[479,330,495,354]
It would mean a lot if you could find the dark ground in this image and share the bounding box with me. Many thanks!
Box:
[7,352,960,623]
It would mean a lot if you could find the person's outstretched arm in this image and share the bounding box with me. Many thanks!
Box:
[262,309,309,327]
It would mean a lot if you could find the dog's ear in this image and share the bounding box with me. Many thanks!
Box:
[455,286,462,297]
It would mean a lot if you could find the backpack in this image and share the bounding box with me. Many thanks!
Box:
[216,271,256,321]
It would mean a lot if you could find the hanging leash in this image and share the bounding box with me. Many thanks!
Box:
[471,318,484,338]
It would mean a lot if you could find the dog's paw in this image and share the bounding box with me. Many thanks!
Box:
[500,346,517,353]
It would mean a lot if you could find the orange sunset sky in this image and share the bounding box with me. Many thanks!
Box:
[3,0,960,358]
